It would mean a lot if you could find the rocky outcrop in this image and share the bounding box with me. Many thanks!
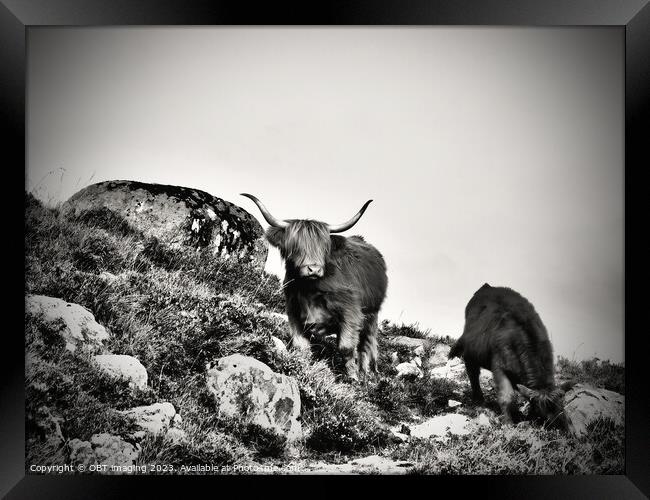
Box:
[382,338,492,388]
[26,294,109,353]
[206,354,302,442]
[428,355,493,390]
[62,180,267,268]
[563,384,624,437]
[93,354,148,391]
[69,433,140,469]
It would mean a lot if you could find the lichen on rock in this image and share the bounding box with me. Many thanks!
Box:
[62,180,268,269]
[25,294,109,353]
[205,354,302,442]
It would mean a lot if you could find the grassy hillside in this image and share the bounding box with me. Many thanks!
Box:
[25,192,624,474]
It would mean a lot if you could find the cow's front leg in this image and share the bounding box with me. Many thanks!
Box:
[337,309,363,381]
[288,315,311,353]
[338,328,359,381]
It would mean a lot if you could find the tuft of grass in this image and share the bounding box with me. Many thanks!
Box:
[367,375,464,423]
[556,356,624,394]
[68,207,141,238]
[380,320,431,339]
[135,432,250,475]
[271,352,391,454]
[393,417,624,475]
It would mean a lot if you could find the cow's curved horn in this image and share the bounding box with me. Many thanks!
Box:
[327,200,373,233]
[240,193,289,228]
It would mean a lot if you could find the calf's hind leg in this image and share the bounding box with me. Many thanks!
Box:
[358,312,379,382]
[465,360,485,404]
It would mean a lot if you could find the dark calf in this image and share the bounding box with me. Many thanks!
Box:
[449,283,568,430]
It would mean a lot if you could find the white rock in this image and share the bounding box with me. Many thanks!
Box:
[396,362,423,379]
[448,356,464,367]
[385,336,427,350]
[120,402,176,439]
[206,354,302,442]
[564,384,625,437]
[475,412,491,427]
[350,455,412,472]
[271,336,287,354]
[428,360,463,379]
[26,294,109,352]
[427,343,452,368]
[414,345,425,357]
[409,414,472,439]
[448,399,462,408]
[165,427,187,444]
[413,356,422,367]
[300,455,413,475]
[428,359,493,389]
[93,354,148,390]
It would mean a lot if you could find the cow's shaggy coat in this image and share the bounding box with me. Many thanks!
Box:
[449,283,568,429]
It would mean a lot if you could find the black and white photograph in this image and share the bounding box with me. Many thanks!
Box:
[24,25,628,477]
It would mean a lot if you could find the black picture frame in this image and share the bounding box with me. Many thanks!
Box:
[5,1,649,497]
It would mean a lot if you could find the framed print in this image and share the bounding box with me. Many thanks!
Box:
[5,0,649,497]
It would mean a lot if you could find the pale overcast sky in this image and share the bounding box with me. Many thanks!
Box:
[27,27,624,362]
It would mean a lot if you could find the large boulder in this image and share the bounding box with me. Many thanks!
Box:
[93,354,148,391]
[564,384,624,437]
[206,354,302,442]
[62,180,267,268]
[25,294,109,353]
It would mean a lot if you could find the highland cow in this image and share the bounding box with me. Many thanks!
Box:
[241,193,387,382]
[449,283,568,430]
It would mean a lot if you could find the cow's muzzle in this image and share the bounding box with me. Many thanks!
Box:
[300,265,324,278]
